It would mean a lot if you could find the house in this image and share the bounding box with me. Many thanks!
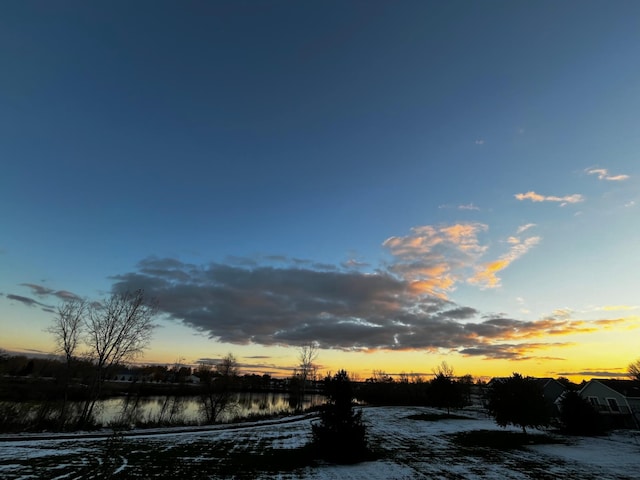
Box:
[579,379,640,429]
[532,378,567,413]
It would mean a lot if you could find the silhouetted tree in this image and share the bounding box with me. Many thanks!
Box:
[292,343,318,411]
[429,362,463,414]
[312,370,369,464]
[459,374,474,405]
[47,298,86,427]
[80,290,156,426]
[199,353,239,423]
[628,359,640,382]
[486,373,550,434]
[558,390,604,435]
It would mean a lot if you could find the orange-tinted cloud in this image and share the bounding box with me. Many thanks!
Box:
[586,168,630,181]
[468,235,541,288]
[514,191,584,205]
[383,223,488,298]
[467,259,509,288]
[386,223,541,293]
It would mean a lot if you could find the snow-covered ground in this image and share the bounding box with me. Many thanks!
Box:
[1,406,639,479]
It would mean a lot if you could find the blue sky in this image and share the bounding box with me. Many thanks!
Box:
[2,1,639,379]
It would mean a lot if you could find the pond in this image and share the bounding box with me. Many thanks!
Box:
[91,391,326,426]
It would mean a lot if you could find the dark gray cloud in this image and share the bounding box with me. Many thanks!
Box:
[195,357,296,374]
[555,369,629,378]
[107,256,594,358]
[21,283,80,301]
[20,284,53,296]
[6,294,49,308]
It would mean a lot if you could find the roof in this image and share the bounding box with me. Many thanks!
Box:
[598,380,640,398]
[585,379,640,398]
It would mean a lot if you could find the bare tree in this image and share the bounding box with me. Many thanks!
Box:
[629,359,640,382]
[292,343,319,411]
[432,361,454,379]
[216,352,239,377]
[47,298,86,427]
[80,290,156,425]
[199,353,239,423]
[49,299,85,364]
[430,361,462,414]
[299,343,319,385]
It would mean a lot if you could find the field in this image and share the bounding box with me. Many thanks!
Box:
[1,406,639,479]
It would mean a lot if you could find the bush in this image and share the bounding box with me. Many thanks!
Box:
[312,370,370,463]
[558,390,605,435]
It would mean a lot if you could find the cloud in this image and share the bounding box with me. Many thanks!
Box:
[5,294,49,308]
[21,283,81,301]
[384,223,541,293]
[107,256,623,358]
[438,202,480,211]
[514,191,585,205]
[341,258,370,269]
[468,234,541,289]
[474,139,485,145]
[586,168,630,181]
[555,369,629,378]
[438,203,480,211]
[459,342,568,361]
[458,203,480,211]
[516,223,536,234]
[383,223,488,297]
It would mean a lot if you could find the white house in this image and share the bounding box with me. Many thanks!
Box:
[579,379,640,429]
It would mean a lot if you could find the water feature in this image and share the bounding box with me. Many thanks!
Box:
[90,391,325,426]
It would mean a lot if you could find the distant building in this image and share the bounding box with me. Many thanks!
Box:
[532,378,567,414]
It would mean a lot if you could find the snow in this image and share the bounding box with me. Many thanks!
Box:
[1,406,639,479]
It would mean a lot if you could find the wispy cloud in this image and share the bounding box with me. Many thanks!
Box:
[516,223,536,234]
[555,369,629,378]
[438,203,480,211]
[468,230,541,289]
[585,167,630,181]
[458,203,480,211]
[341,258,370,269]
[385,223,541,293]
[21,283,80,301]
[514,191,584,206]
[474,139,485,145]
[5,294,49,308]
[383,223,488,297]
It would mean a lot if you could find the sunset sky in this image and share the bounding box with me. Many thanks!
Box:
[2,1,639,381]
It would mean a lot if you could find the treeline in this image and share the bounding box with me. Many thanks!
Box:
[0,353,285,401]
[355,367,475,412]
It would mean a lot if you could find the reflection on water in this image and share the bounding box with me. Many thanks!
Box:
[98,392,325,425]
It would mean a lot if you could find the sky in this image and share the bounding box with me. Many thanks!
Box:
[1,1,639,381]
